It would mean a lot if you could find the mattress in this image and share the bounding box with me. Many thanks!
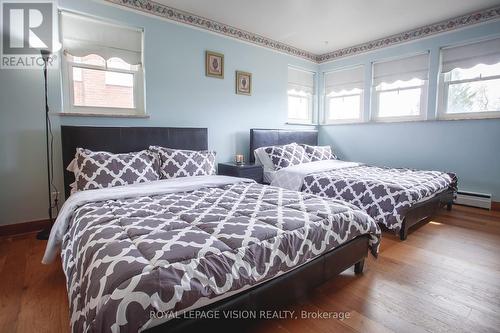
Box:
[44,175,380,332]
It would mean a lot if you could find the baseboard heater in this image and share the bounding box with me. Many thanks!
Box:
[454,191,492,210]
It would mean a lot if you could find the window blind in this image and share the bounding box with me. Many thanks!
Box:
[288,67,315,95]
[373,53,429,86]
[61,11,143,65]
[441,37,500,73]
[325,66,364,95]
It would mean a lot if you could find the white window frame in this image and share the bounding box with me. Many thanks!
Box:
[323,65,365,125]
[370,52,429,122]
[324,90,364,124]
[287,67,315,124]
[62,54,145,116]
[372,80,428,122]
[287,91,314,124]
[437,68,500,120]
[59,11,145,117]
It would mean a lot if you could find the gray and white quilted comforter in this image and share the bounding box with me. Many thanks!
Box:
[43,175,380,332]
[301,165,457,232]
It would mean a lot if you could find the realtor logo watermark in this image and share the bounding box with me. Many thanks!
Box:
[1,0,58,68]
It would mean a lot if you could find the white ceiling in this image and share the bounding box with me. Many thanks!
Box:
[155,0,500,54]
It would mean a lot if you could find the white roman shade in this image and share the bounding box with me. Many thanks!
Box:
[288,67,315,95]
[441,37,500,73]
[61,11,142,65]
[325,66,364,95]
[373,53,429,86]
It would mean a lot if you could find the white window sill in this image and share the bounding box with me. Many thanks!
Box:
[56,112,150,119]
[322,115,500,126]
[372,117,426,123]
[322,119,364,125]
[438,113,500,121]
[286,121,317,126]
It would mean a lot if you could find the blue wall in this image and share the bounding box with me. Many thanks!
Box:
[318,20,500,201]
[0,0,316,225]
[1,0,499,226]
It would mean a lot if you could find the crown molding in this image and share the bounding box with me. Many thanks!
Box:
[104,1,500,64]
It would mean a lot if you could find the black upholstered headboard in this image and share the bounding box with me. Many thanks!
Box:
[249,128,318,163]
[61,126,208,198]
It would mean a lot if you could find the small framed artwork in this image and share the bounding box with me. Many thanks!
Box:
[205,51,224,79]
[235,71,252,95]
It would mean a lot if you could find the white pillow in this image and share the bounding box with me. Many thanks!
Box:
[254,146,278,171]
[66,158,78,194]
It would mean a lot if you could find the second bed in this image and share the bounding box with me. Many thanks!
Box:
[250,128,457,240]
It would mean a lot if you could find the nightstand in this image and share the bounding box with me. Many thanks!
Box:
[218,162,263,183]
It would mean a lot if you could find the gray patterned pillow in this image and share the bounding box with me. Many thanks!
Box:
[74,148,160,191]
[150,146,216,179]
[301,144,337,161]
[264,143,310,170]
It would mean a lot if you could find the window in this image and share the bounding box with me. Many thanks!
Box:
[439,37,500,119]
[287,67,315,124]
[372,53,429,121]
[61,12,144,116]
[324,66,364,123]
[68,55,137,109]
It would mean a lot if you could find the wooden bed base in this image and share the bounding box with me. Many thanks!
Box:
[146,235,370,332]
[398,188,455,240]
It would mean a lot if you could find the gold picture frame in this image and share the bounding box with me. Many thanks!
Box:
[205,51,224,79]
[235,71,252,95]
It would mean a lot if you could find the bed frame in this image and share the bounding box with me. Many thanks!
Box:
[60,126,370,331]
[147,235,368,332]
[249,128,455,240]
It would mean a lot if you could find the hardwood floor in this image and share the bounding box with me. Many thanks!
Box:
[0,205,499,333]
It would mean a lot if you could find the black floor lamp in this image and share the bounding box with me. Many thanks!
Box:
[37,49,57,240]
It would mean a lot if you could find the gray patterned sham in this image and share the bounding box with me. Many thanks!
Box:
[61,181,380,331]
[73,148,160,191]
[302,165,457,232]
[150,146,216,179]
[264,143,311,170]
[301,144,337,161]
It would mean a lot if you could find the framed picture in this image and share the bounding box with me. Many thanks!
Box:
[235,71,252,95]
[205,51,224,78]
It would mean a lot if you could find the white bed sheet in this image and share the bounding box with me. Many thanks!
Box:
[270,160,361,191]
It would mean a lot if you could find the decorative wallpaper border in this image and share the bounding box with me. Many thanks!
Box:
[317,6,500,63]
[104,0,317,62]
[105,0,500,64]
